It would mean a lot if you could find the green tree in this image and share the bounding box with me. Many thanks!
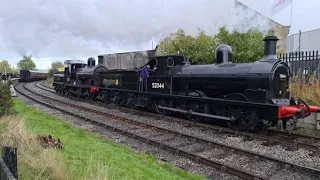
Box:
[157,26,269,64]
[214,26,265,63]
[17,54,36,70]
[48,61,64,77]
[157,29,216,64]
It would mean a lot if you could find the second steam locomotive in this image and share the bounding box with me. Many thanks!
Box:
[53,36,320,132]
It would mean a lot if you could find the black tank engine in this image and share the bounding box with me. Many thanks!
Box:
[53,36,320,132]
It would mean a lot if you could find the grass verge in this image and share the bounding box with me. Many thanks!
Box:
[0,115,68,180]
[6,98,204,180]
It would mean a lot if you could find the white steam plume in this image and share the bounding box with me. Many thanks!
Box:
[0,0,271,69]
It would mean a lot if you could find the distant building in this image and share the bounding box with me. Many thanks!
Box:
[270,22,290,54]
[286,28,320,52]
[234,0,290,54]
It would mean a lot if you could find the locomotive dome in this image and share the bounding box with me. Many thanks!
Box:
[214,44,232,64]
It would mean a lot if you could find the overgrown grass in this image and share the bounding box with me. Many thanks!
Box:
[9,98,204,180]
[289,72,320,106]
[0,115,68,180]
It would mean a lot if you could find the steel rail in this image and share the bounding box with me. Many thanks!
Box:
[36,81,320,152]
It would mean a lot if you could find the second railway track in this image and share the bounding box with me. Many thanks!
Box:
[14,81,320,179]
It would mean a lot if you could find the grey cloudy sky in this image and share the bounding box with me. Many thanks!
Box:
[0,0,319,70]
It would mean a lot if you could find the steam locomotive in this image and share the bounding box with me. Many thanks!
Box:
[0,72,18,81]
[53,36,320,132]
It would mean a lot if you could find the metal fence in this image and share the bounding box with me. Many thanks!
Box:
[277,50,320,81]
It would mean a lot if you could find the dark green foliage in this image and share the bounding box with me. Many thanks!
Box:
[157,29,216,64]
[0,83,13,117]
[215,26,265,63]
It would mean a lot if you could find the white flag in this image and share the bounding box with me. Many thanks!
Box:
[270,0,292,16]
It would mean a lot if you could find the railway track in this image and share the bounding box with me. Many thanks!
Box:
[38,81,320,153]
[15,81,320,180]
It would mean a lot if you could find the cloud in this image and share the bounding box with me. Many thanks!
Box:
[0,0,272,69]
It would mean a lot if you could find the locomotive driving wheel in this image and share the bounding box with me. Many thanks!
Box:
[154,99,173,115]
[185,100,209,122]
[184,90,209,122]
[224,93,258,131]
[100,89,110,104]
[76,88,82,98]
[83,89,90,101]
[112,91,125,106]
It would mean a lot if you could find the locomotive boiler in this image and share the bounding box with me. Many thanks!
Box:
[170,36,290,103]
[53,36,320,132]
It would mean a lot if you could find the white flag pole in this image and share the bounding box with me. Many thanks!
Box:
[289,0,293,35]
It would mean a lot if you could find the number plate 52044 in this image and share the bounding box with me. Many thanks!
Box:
[152,83,164,89]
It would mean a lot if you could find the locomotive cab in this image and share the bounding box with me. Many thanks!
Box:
[64,60,87,83]
[142,55,190,94]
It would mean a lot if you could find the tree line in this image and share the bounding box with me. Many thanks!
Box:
[157,26,276,64]
[0,54,64,78]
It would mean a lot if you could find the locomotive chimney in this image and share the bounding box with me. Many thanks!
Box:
[263,36,279,58]
[87,57,96,67]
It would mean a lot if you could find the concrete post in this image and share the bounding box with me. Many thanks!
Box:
[1,146,18,179]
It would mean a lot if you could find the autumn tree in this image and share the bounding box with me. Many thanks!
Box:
[157,26,271,64]
[48,61,64,77]
[17,54,36,70]
[0,60,13,73]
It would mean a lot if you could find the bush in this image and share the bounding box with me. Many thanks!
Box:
[214,26,265,63]
[48,61,64,78]
[0,83,13,117]
[157,29,216,64]
[157,26,270,64]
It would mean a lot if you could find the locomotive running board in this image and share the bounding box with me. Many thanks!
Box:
[157,106,232,121]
